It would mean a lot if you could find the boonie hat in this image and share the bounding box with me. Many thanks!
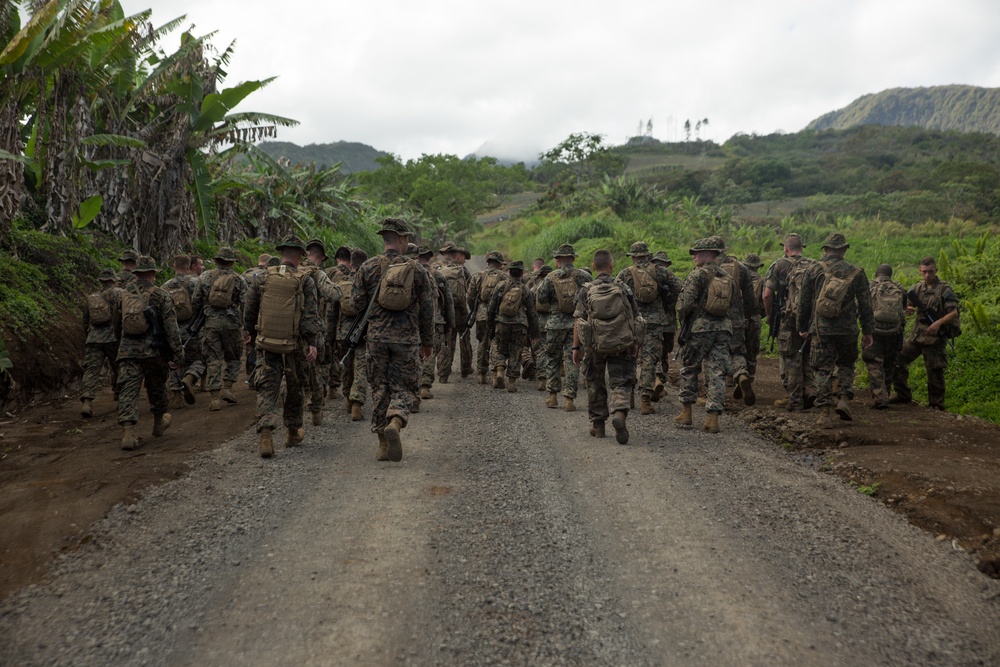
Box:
[306,238,327,258]
[743,253,764,269]
[276,235,307,252]
[134,256,160,273]
[376,217,411,236]
[553,243,578,258]
[651,251,672,267]
[98,268,117,282]
[626,241,651,256]
[404,243,419,258]
[459,247,471,260]
[119,249,139,262]
[822,232,850,250]
[688,236,726,255]
[508,260,525,271]
[486,250,505,264]
[417,245,433,257]
[214,246,237,262]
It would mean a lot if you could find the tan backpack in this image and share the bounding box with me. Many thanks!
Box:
[552,271,580,314]
[784,257,816,319]
[256,265,305,353]
[332,270,358,318]
[871,279,906,334]
[440,264,468,304]
[121,285,150,336]
[87,291,113,326]
[479,269,504,302]
[208,271,238,308]
[165,280,194,322]
[629,265,659,304]
[816,263,861,319]
[587,281,636,355]
[704,270,734,317]
[499,283,524,318]
[377,257,416,311]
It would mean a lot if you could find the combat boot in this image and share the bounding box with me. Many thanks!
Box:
[816,407,833,429]
[703,412,721,433]
[180,374,197,405]
[345,397,353,414]
[209,391,222,411]
[81,398,93,418]
[589,421,606,438]
[121,422,139,451]
[835,398,853,421]
[675,403,693,426]
[285,426,305,447]
[737,373,756,406]
[651,380,666,403]
[351,401,365,421]
[537,378,547,391]
[478,372,488,385]
[564,397,576,412]
[152,413,172,437]
[169,390,185,410]
[376,432,390,461]
[493,368,505,389]
[774,398,790,408]
[546,391,559,408]
[384,416,404,462]
[696,396,706,407]
[311,410,323,426]
[611,410,629,444]
[411,399,420,413]
[221,381,237,404]
[259,429,274,458]
[639,396,655,415]
[507,378,517,393]
[420,386,433,400]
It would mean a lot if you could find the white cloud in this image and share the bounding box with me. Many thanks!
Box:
[124,0,1000,160]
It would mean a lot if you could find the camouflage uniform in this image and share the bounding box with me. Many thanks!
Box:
[677,243,733,414]
[116,249,138,290]
[536,247,590,400]
[420,257,456,390]
[81,273,122,405]
[892,278,958,409]
[863,274,906,405]
[161,273,204,393]
[191,253,247,397]
[467,253,509,378]
[719,254,757,383]
[796,235,874,411]
[743,255,766,382]
[615,243,681,403]
[326,262,355,396]
[486,267,540,384]
[299,257,342,418]
[435,250,473,381]
[765,252,818,409]
[525,268,552,387]
[244,248,323,436]
[651,252,682,386]
[117,267,183,427]
[575,273,639,424]
[351,247,434,435]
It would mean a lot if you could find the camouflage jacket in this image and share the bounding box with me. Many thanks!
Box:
[797,255,874,337]
[765,254,818,333]
[614,259,682,327]
[677,259,733,335]
[299,262,342,337]
[748,271,765,327]
[243,262,323,350]
[435,259,471,324]
[907,278,959,345]
[326,264,356,340]
[116,270,137,289]
[487,278,540,337]
[242,266,266,283]
[720,255,757,328]
[351,249,435,346]
[427,264,456,329]
[160,273,200,332]
[116,279,182,362]
[83,285,122,345]
[192,267,247,331]
[467,267,509,323]
[535,264,591,331]
[573,272,640,321]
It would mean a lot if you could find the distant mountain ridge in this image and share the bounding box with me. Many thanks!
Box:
[807,85,1000,134]
[255,141,389,173]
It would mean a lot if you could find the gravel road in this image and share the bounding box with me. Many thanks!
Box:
[2,371,998,666]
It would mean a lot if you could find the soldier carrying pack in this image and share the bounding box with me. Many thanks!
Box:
[256,265,306,353]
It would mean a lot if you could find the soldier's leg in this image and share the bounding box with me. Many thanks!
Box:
[437,326,455,382]
[729,326,748,380]
[925,341,948,409]
[143,358,170,417]
[863,335,889,403]
[282,347,308,430]
[506,329,527,383]
[308,362,325,415]
[678,335,708,405]
[705,332,731,413]
[80,344,105,402]
[608,352,637,415]
[835,335,859,399]
[491,326,510,374]
[103,342,120,394]
[254,351,285,433]
[637,323,664,400]
[459,328,474,377]
[202,328,224,391]
[561,330,580,399]
[222,329,243,383]
[586,353,610,423]
[366,341,392,433]
[533,334,547,385]
[658,330,675,385]
[544,329,565,394]
[475,321,490,375]
[387,342,420,425]
[117,360,143,425]
[746,325,761,381]
[810,336,837,408]
[328,342,344,393]
[185,333,205,382]
[891,340,922,402]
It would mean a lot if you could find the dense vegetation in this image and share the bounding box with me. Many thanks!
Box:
[808,85,1000,134]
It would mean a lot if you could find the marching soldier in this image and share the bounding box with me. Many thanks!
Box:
[720,251,758,406]
[351,219,434,462]
[650,251,682,398]
[536,244,590,411]
[116,249,138,289]
[864,264,907,409]
[326,245,354,399]
[162,255,203,409]
[467,251,508,384]
[486,260,540,392]
[117,256,183,450]
[435,242,473,383]
[526,264,553,391]
[80,268,122,418]
[244,236,323,458]
[743,253,766,385]
[418,245,455,399]
[301,239,343,425]
[192,247,247,411]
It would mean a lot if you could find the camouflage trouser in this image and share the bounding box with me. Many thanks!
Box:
[348,343,369,405]
[491,323,527,381]
[308,353,328,415]
[117,357,169,425]
[330,340,349,393]
[203,327,242,391]
[421,324,445,388]
[893,339,947,408]
[746,323,762,381]
[475,320,493,375]
[530,333,547,381]
[679,330,731,413]
[637,322,666,399]
[367,340,418,433]
[586,351,636,422]
[437,326,466,381]
[778,328,815,408]
[254,347,307,433]
[81,342,119,401]
[810,334,859,407]
[863,332,902,403]
[728,323,748,379]
[658,330,676,384]
[168,327,205,392]
[545,328,578,399]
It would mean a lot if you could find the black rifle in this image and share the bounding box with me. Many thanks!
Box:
[672,314,693,361]
[145,306,172,361]
[768,280,785,352]
[181,310,206,351]
[906,289,956,350]
[340,284,382,365]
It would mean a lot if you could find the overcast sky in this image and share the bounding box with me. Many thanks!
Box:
[121,0,1000,162]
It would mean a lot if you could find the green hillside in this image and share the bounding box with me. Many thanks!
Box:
[255,140,389,173]
[807,85,1000,134]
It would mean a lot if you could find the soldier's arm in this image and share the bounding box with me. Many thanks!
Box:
[442,275,456,329]
[159,291,183,362]
[243,283,261,335]
[676,272,700,319]
[797,267,817,332]
[487,284,502,331]
[299,278,322,349]
[416,267,435,347]
[466,273,481,314]
[525,289,540,339]
[536,277,553,306]
[350,264,371,314]
[856,271,875,335]
[191,277,206,313]
[740,266,755,320]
